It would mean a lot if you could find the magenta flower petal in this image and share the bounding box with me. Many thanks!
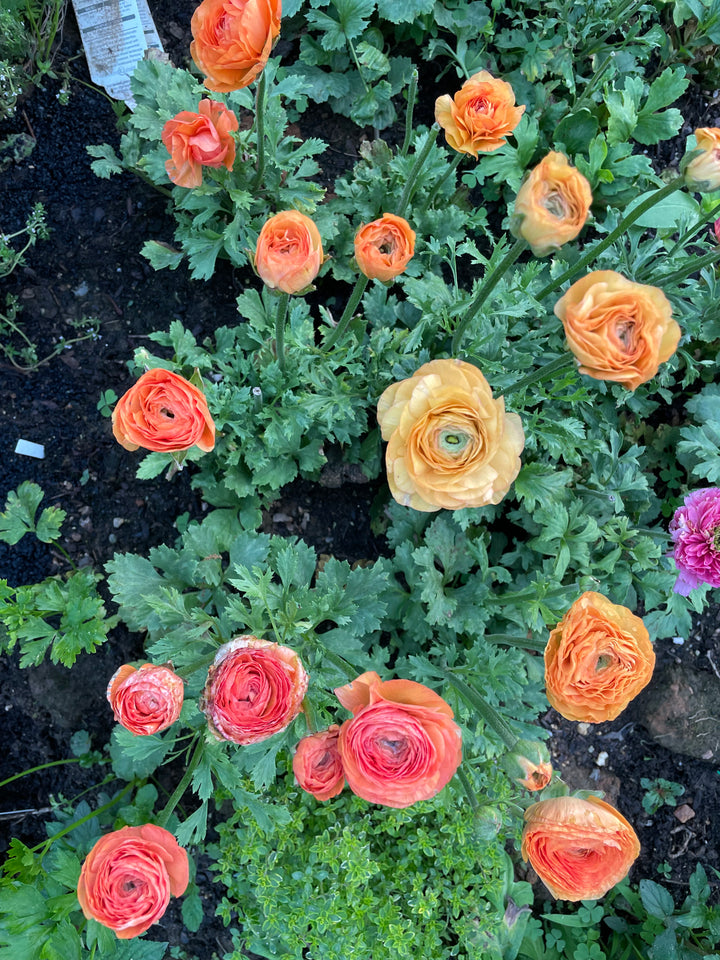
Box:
[669,487,720,595]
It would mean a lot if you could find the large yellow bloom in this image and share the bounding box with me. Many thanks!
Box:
[376,358,524,512]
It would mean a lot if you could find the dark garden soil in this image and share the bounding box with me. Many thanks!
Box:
[0,4,719,956]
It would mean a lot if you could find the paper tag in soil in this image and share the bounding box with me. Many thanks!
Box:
[15,439,45,459]
[71,0,164,107]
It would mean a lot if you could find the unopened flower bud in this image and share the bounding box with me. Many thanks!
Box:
[502,739,553,791]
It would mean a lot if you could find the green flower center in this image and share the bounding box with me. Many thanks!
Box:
[595,654,612,672]
[713,525,720,552]
[438,429,470,454]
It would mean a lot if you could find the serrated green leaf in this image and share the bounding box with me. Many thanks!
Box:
[0,482,44,545]
[181,886,204,932]
[109,727,172,780]
[139,239,184,272]
[514,463,573,512]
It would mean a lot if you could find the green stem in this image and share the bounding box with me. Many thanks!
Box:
[155,736,204,830]
[252,70,267,192]
[456,767,480,812]
[322,649,358,681]
[505,353,576,395]
[347,37,370,93]
[664,199,720,258]
[51,541,78,573]
[646,247,720,287]
[324,275,369,350]
[0,757,88,790]
[302,696,318,734]
[30,782,133,855]
[570,52,614,113]
[421,152,463,214]
[451,237,528,353]
[535,177,686,302]
[401,69,419,157]
[445,673,518,749]
[484,633,548,653]
[274,291,290,372]
[396,124,440,218]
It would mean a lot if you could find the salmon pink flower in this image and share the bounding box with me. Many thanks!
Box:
[335,671,462,808]
[77,825,189,938]
[293,725,345,801]
[200,635,308,744]
[107,663,184,736]
[522,796,640,900]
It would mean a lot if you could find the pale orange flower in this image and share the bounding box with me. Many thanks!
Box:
[435,70,525,157]
[190,0,281,92]
[354,213,415,282]
[684,128,720,192]
[511,152,592,256]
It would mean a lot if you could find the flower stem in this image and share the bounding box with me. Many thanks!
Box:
[274,291,290,371]
[156,735,204,830]
[322,649,358,681]
[401,69,419,157]
[647,247,720,287]
[535,177,686,301]
[396,124,440,218]
[30,782,133,856]
[0,756,99,790]
[483,633,548,653]
[451,237,528,353]
[505,353,577,395]
[445,672,518,750]
[302,696,318,734]
[252,71,267,192]
[324,275,369,350]
[664,199,720,258]
[421,152,463,214]
[456,766,480,812]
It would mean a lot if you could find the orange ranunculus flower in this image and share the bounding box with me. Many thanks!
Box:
[111,368,215,454]
[554,270,681,391]
[190,0,281,93]
[502,739,553,792]
[376,358,524,512]
[544,591,655,724]
[434,70,525,157]
[511,152,592,256]
[254,210,324,295]
[292,725,345,801]
[354,213,416,282]
[200,635,308,744]
[684,127,720,192]
[77,825,189,938]
[161,99,238,188]
[522,796,640,901]
[334,671,462,808]
[107,663,184,736]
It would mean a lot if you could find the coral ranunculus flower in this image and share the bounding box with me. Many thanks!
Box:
[77,825,189,938]
[200,635,308,744]
[112,368,215,454]
[293,725,345,801]
[334,671,462,808]
[670,487,720,595]
[255,210,324,295]
[376,358,524,512]
[511,152,592,256]
[434,70,525,157]
[354,213,416,282]
[554,270,681,391]
[190,0,281,92]
[107,663,184,736]
[544,592,655,724]
[522,796,640,901]
[684,128,720,192]
[161,99,238,188]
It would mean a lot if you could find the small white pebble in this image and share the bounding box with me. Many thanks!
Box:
[673,636,685,645]
[596,751,609,767]
[577,722,590,735]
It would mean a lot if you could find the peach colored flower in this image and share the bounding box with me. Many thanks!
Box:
[77,825,189,938]
[112,368,215,454]
[511,152,592,256]
[522,796,640,900]
[200,635,308,744]
[684,128,720,192]
[376,358,524,512]
[335,671,462,808]
[161,99,238,188]
[554,270,681,391]
[107,663,184,736]
[502,739,553,792]
[354,213,416,282]
[435,70,525,157]
[190,0,281,93]
[254,210,324,294]
[292,725,345,801]
[544,592,655,724]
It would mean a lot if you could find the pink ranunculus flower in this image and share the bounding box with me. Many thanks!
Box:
[669,487,720,595]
